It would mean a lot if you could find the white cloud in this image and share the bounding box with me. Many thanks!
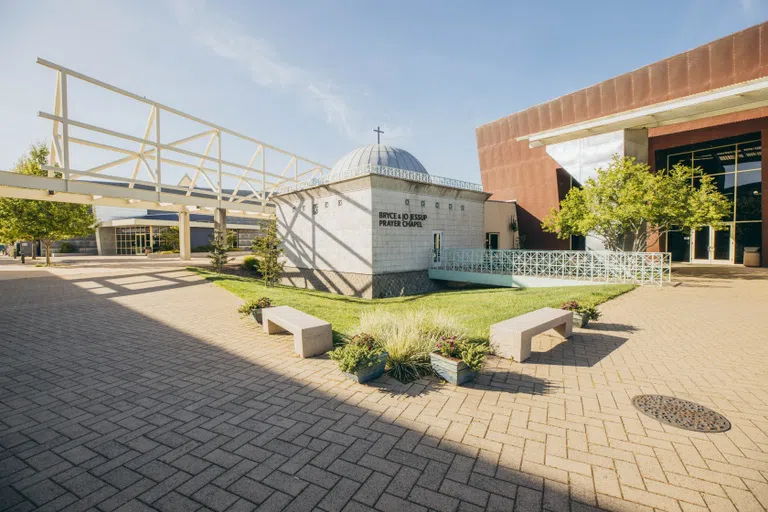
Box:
[169,0,403,143]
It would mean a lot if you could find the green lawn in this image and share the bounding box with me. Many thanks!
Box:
[191,268,634,342]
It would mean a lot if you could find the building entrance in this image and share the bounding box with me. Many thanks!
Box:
[657,133,762,265]
[691,224,733,264]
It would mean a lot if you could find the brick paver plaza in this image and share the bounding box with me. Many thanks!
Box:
[2,259,768,512]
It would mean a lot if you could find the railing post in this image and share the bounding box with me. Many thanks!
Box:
[217,129,223,206]
[61,71,70,190]
[155,106,161,199]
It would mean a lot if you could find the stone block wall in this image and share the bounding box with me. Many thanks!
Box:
[371,176,487,273]
[275,179,373,275]
[274,175,488,298]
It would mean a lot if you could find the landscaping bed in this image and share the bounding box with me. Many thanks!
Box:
[191,267,633,343]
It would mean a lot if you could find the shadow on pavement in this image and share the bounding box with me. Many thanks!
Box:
[0,266,582,512]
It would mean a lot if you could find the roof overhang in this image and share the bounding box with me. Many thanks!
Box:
[517,76,768,148]
[99,218,260,230]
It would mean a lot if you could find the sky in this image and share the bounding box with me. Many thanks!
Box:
[0,0,766,186]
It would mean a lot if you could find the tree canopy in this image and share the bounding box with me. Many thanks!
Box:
[542,155,732,252]
[0,144,95,264]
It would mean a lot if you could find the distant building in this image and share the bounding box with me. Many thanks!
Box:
[93,207,263,255]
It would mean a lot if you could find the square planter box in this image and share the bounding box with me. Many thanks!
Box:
[343,352,388,384]
[572,312,589,328]
[251,307,272,324]
[430,352,478,385]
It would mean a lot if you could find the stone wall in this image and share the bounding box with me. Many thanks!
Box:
[274,174,488,298]
[275,179,374,275]
[280,266,373,298]
[370,176,487,273]
[280,267,442,299]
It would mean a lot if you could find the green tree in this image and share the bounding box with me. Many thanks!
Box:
[226,229,238,250]
[252,218,284,287]
[0,144,95,265]
[207,232,230,273]
[159,227,180,251]
[542,155,732,252]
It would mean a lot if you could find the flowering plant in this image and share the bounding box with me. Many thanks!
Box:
[435,336,461,359]
[348,333,376,350]
[560,301,601,321]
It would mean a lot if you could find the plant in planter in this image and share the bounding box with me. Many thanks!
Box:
[430,336,488,385]
[560,301,601,328]
[329,333,387,384]
[238,297,272,323]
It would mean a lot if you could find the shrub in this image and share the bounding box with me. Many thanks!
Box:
[57,241,78,253]
[328,343,383,374]
[561,301,601,321]
[237,297,271,316]
[459,342,488,372]
[357,309,466,383]
[435,335,488,373]
[208,235,230,273]
[578,305,601,321]
[252,218,284,287]
[157,250,179,254]
[241,255,259,272]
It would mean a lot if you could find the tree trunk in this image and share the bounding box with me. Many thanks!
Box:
[31,240,37,260]
[45,240,51,266]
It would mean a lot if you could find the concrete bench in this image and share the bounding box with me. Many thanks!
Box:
[262,306,333,358]
[490,307,572,363]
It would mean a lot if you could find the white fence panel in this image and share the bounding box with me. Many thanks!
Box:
[433,249,671,286]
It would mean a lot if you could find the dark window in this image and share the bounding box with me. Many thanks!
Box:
[693,147,736,175]
[735,171,762,221]
[737,141,761,172]
[735,223,762,264]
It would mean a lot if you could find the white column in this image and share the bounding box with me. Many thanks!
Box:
[179,211,191,261]
[214,208,227,244]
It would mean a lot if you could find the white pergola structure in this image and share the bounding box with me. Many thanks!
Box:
[0,58,331,259]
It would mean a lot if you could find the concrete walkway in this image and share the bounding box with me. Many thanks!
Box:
[2,258,768,511]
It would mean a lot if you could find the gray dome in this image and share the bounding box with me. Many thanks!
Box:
[331,144,428,175]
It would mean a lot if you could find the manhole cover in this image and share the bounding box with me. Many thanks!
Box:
[632,395,731,433]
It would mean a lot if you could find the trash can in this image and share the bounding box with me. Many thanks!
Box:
[744,247,760,267]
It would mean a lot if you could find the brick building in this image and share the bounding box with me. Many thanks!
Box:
[477,22,768,266]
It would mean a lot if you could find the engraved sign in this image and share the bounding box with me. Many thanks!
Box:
[378,211,427,228]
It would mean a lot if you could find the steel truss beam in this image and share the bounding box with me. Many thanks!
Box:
[0,58,331,215]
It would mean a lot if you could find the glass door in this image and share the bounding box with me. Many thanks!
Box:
[691,225,733,264]
[135,234,147,255]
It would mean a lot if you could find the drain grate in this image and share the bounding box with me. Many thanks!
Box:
[632,395,731,433]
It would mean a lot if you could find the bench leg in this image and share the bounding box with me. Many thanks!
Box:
[294,325,333,358]
[553,317,573,339]
[264,318,285,335]
[512,333,532,363]
[491,329,532,363]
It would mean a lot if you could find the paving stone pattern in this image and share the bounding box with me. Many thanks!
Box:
[2,260,768,511]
